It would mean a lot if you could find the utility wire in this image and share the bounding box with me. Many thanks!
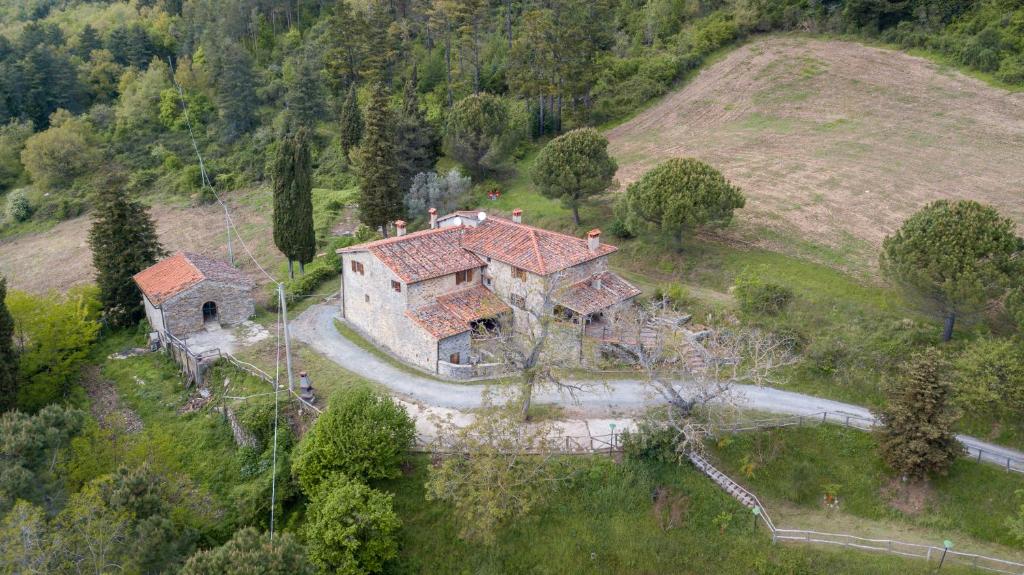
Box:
[269,300,282,543]
[166,57,279,284]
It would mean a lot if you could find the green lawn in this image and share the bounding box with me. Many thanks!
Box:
[708,424,1024,552]
[379,455,975,574]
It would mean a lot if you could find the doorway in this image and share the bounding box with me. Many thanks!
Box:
[202,301,218,323]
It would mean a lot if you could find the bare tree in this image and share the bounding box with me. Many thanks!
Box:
[487,272,589,420]
[424,389,575,544]
[614,302,798,455]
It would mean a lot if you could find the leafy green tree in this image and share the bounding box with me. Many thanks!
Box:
[113,60,171,145]
[181,527,314,575]
[952,337,1024,419]
[6,288,100,410]
[0,405,84,511]
[53,479,133,574]
[355,83,402,237]
[291,386,414,494]
[394,69,441,194]
[880,200,1022,341]
[444,93,521,177]
[285,54,326,131]
[531,128,617,225]
[616,158,745,246]
[0,277,17,412]
[0,500,56,573]
[339,84,363,154]
[874,348,963,481]
[20,110,101,192]
[272,128,316,278]
[1009,287,1024,332]
[88,170,165,328]
[0,120,33,191]
[301,473,400,575]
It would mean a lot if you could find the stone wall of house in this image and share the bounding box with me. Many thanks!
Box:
[143,295,166,335]
[161,280,254,336]
[340,252,439,372]
[437,332,471,365]
[407,269,482,308]
[437,359,508,380]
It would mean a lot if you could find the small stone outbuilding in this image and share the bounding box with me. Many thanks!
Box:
[133,252,255,337]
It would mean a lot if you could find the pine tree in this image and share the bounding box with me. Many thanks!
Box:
[88,170,165,328]
[338,84,363,154]
[394,67,441,194]
[285,54,326,131]
[76,24,102,59]
[874,348,964,481]
[212,40,257,141]
[0,276,17,412]
[356,82,402,237]
[272,128,316,278]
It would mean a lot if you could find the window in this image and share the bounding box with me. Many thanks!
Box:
[391,280,402,292]
[350,260,364,275]
[512,267,527,281]
[455,268,474,285]
[364,294,370,303]
[449,353,460,364]
[510,294,526,309]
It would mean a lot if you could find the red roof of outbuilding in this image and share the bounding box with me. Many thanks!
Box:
[133,252,251,305]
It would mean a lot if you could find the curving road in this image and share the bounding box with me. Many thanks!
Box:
[292,304,1024,471]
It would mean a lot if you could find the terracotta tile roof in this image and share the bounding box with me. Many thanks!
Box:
[405,285,512,339]
[339,227,484,283]
[133,252,251,306]
[555,272,641,316]
[460,216,617,276]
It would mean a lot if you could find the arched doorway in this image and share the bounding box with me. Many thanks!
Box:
[202,301,218,323]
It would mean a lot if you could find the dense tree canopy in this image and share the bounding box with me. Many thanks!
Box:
[616,158,745,245]
[874,348,963,480]
[338,83,363,154]
[531,128,617,225]
[355,82,402,236]
[0,404,83,511]
[444,92,522,177]
[0,277,16,412]
[291,385,414,494]
[880,200,1022,341]
[181,527,314,575]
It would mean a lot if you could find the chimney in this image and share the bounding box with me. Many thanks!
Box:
[428,208,437,229]
[512,208,522,224]
[587,229,601,252]
[395,220,407,236]
[592,275,603,290]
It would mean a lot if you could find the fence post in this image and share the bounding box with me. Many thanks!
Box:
[821,412,827,423]
[977,450,982,463]
[1009,457,1012,472]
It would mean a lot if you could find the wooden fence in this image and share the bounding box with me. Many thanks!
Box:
[160,331,219,388]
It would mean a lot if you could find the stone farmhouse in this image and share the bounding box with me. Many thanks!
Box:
[337,209,641,378]
[134,252,255,337]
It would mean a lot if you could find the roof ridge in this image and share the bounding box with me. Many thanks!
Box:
[342,225,460,251]
[485,214,596,244]
[528,228,545,274]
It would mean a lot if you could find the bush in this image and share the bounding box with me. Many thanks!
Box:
[301,473,400,575]
[608,217,634,239]
[621,411,680,463]
[652,283,692,310]
[181,527,314,575]
[291,386,415,493]
[5,189,32,222]
[734,272,794,316]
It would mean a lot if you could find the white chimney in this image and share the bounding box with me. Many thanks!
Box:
[587,229,601,252]
[477,211,487,221]
[592,275,602,290]
[512,208,522,224]
[428,208,437,229]
[395,220,407,236]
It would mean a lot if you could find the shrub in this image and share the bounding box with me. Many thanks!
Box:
[5,189,32,222]
[734,272,794,316]
[291,386,415,493]
[181,527,314,575]
[301,473,400,575]
[621,410,681,463]
[608,217,634,239]
[652,283,692,310]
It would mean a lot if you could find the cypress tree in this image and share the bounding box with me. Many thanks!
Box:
[88,170,165,328]
[356,82,402,237]
[394,67,440,194]
[874,348,964,481]
[0,276,17,412]
[272,128,316,278]
[338,84,363,154]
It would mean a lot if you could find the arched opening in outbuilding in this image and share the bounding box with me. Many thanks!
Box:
[202,301,218,323]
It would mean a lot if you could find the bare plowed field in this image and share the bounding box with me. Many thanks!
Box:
[607,37,1024,274]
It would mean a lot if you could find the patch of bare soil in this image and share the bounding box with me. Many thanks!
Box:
[607,37,1024,274]
[81,365,143,434]
[0,188,282,294]
[880,477,934,515]
[652,485,691,531]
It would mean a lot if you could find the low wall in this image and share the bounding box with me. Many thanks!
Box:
[437,360,509,381]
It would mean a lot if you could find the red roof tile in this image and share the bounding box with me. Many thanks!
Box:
[460,216,617,276]
[555,272,641,316]
[133,252,251,305]
[406,285,512,339]
[339,227,484,283]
